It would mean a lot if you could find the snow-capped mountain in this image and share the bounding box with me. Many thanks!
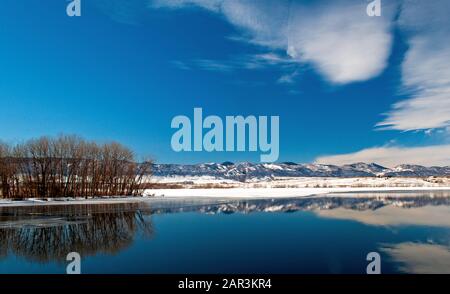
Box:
[151,162,450,180]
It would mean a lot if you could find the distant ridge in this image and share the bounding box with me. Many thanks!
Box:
[151,162,450,180]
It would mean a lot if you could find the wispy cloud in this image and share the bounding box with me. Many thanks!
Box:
[314,144,450,167]
[151,0,222,12]
[153,0,395,84]
[377,0,450,131]
[171,59,234,72]
[171,52,294,73]
[193,59,235,72]
[155,0,450,133]
[277,70,300,84]
[170,60,191,70]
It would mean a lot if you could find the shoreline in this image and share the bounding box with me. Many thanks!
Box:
[0,186,449,208]
[144,186,450,198]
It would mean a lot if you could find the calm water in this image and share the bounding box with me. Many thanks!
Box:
[1,191,450,274]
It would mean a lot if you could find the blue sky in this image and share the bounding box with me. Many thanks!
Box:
[0,0,449,165]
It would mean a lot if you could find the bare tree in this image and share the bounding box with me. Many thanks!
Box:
[0,135,153,199]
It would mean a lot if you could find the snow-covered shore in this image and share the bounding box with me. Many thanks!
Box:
[150,175,450,188]
[143,186,450,199]
[1,181,449,207]
[0,197,149,208]
[142,175,450,199]
[1,186,449,208]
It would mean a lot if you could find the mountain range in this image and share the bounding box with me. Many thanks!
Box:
[151,162,450,181]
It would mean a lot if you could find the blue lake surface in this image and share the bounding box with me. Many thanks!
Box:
[1,191,450,274]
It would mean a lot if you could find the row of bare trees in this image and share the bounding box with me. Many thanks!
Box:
[0,135,152,199]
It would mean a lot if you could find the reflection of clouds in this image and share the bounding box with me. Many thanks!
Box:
[316,205,450,227]
[382,243,450,274]
[324,191,450,198]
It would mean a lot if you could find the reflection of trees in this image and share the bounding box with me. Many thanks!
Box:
[0,203,153,263]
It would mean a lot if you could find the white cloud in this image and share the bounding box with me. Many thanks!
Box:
[377,0,450,131]
[152,0,395,84]
[154,0,450,131]
[287,1,394,84]
[314,145,450,167]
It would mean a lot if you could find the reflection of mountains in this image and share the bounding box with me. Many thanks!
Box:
[146,192,450,215]
[148,192,450,228]
[0,203,153,262]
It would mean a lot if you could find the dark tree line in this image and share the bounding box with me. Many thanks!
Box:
[0,135,152,199]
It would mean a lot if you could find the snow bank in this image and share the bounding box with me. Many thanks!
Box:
[143,186,450,199]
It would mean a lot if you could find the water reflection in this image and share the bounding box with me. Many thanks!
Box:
[317,205,450,227]
[142,191,450,219]
[0,191,450,273]
[381,242,450,274]
[0,203,153,263]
